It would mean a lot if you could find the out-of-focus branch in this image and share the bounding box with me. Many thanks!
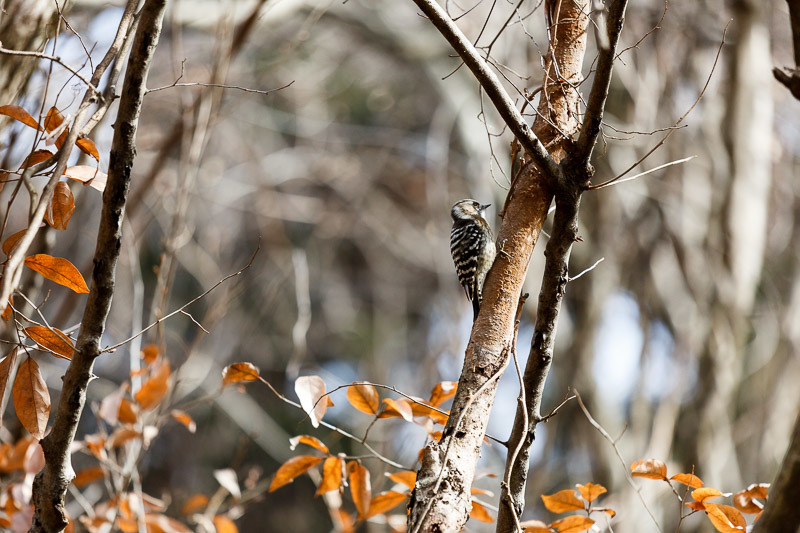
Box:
[410,0,561,183]
[30,1,168,530]
[773,0,800,99]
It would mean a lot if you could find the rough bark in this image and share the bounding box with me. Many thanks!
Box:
[30,1,168,531]
[496,1,628,530]
[405,0,595,531]
[752,412,800,533]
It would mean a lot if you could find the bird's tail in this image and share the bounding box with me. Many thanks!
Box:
[472,298,480,321]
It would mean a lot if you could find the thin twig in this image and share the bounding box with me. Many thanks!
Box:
[146,79,295,95]
[590,156,696,190]
[103,240,260,353]
[0,45,99,94]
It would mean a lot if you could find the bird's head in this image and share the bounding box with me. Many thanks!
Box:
[451,199,491,221]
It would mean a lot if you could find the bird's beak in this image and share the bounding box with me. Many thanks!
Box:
[481,203,491,210]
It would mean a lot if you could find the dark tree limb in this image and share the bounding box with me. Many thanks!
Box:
[30,1,168,531]
[772,0,800,98]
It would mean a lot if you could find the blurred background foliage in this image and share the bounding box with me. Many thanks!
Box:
[1,0,798,531]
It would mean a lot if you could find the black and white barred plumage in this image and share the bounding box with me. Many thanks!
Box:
[450,199,496,320]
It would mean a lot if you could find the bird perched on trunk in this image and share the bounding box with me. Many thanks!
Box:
[450,199,496,320]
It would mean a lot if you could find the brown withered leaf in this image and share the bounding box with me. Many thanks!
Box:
[0,105,42,130]
[76,137,100,160]
[576,482,606,503]
[346,382,379,415]
[691,487,728,503]
[118,398,139,424]
[141,344,159,364]
[0,349,19,429]
[3,229,27,256]
[630,458,668,480]
[45,182,76,230]
[23,326,74,359]
[289,435,329,454]
[520,519,553,533]
[550,515,595,533]
[222,362,260,385]
[20,149,55,169]
[74,465,105,488]
[212,515,238,533]
[366,491,408,518]
[377,398,413,421]
[428,381,457,406]
[705,503,746,533]
[24,254,89,293]
[180,494,209,515]
[469,501,494,523]
[670,473,704,489]
[1,296,11,321]
[64,165,108,192]
[134,361,170,410]
[268,455,323,492]
[295,375,328,428]
[108,427,141,448]
[541,489,585,513]
[12,356,50,439]
[316,456,343,496]
[386,470,416,491]
[98,382,128,425]
[732,483,769,514]
[43,106,64,132]
[170,410,196,433]
[348,461,371,519]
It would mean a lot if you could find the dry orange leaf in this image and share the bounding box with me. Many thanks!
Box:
[378,398,413,421]
[2,229,27,256]
[576,482,606,503]
[134,361,171,410]
[24,254,89,293]
[180,494,209,515]
[346,382,379,415]
[551,515,595,533]
[222,362,260,386]
[76,137,100,160]
[212,515,238,533]
[73,465,105,488]
[347,461,371,519]
[1,296,11,321]
[43,106,64,132]
[0,349,19,429]
[541,489,585,513]
[630,458,668,480]
[705,503,747,533]
[170,410,196,433]
[428,381,457,406]
[12,356,50,439]
[691,487,728,503]
[685,501,706,511]
[118,398,139,425]
[20,149,55,169]
[108,427,141,448]
[295,375,328,428]
[469,501,495,523]
[670,473,704,488]
[289,435,329,454]
[0,105,42,130]
[269,455,323,492]
[732,483,769,514]
[316,456,343,496]
[386,470,416,491]
[24,326,74,360]
[45,182,76,230]
[141,344,159,364]
[98,382,128,426]
[64,165,108,192]
[144,513,191,533]
[365,491,408,518]
[520,519,553,533]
